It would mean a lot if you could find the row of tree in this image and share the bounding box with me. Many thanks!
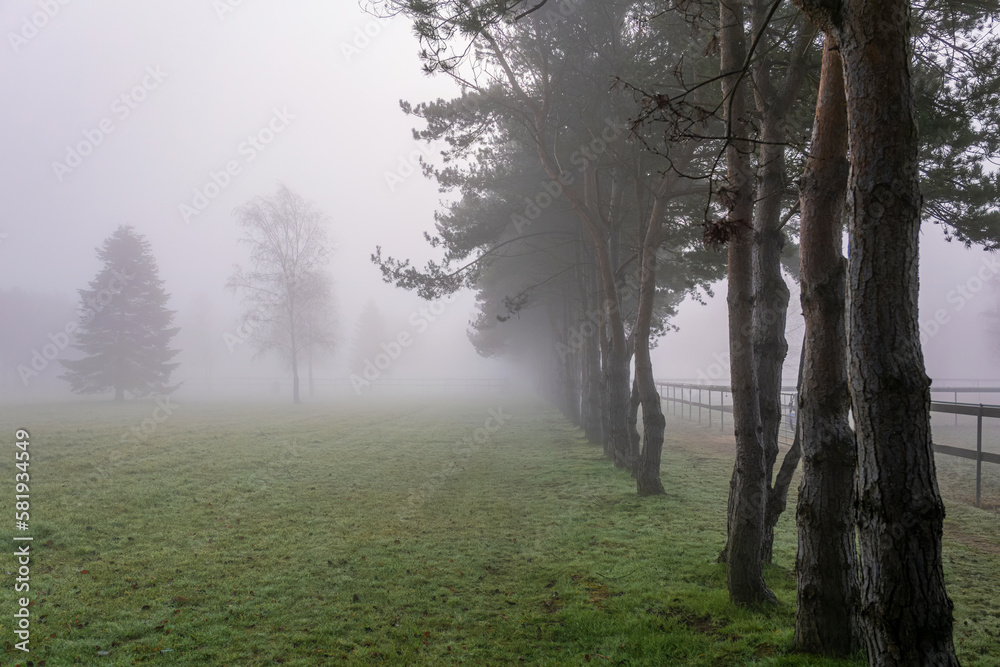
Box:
[370,0,1000,663]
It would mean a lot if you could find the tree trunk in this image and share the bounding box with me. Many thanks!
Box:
[606,338,634,471]
[633,166,683,496]
[579,241,604,443]
[582,266,605,443]
[603,218,635,472]
[308,349,315,399]
[792,0,961,661]
[720,0,775,606]
[749,5,813,564]
[841,5,958,663]
[564,298,582,425]
[761,345,805,565]
[290,346,301,404]
[628,375,642,470]
[597,282,613,460]
[793,34,860,658]
[634,228,667,497]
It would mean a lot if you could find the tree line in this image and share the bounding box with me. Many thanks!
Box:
[369,0,1000,663]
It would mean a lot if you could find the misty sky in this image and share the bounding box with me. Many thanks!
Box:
[2,0,998,389]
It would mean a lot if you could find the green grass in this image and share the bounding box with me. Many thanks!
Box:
[0,397,996,665]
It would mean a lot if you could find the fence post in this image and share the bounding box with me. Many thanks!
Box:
[698,387,702,424]
[721,391,725,432]
[955,391,959,425]
[709,390,713,428]
[977,404,983,509]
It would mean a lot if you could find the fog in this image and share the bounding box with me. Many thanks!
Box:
[2,0,998,401]
[2,4,998,663]
[0,0,511,400]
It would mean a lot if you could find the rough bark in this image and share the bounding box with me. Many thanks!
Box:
[761,345,805,565]
[581,275,604,443]
[720,0,775,606]
[791,0,959,662]
[628,375,641,455]
[750,6,813,564]
[606,331,634,471]
[633,194,669,496]
[793,35,860,658]
[843,10,957,664]
[597,279,613,460]
[563,299,582,425]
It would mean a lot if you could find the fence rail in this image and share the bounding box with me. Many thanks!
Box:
[656,381,1000,508]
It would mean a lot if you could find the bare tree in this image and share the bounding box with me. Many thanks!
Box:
[226,184,335,404]
[300,270,338,398]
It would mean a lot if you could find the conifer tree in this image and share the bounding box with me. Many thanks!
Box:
[60,225,180,401]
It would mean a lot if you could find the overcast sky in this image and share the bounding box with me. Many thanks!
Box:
[2,0,998,391]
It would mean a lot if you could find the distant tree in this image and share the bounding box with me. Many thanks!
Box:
[59,225,180,401]
[349,299,390,385]
[227,184,334,404]
[301,271,338,397]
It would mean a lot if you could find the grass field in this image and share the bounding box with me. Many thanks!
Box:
[1,397,998,665]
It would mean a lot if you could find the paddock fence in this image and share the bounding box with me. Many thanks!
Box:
[174,376,511,398]
[656,380,1000,508]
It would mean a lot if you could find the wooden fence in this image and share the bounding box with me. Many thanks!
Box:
[656,381,1000,508]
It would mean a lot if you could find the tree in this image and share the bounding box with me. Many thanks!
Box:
[300,271,338,398]
[226,184,334,404]
[375,0,725,491]
[716,0,775,607]
[792,0,959,662]
[793,34,859,657]
[349,299,390,387]
[60,225,180,401]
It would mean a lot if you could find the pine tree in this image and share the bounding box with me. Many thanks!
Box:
[60,225,180,401]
